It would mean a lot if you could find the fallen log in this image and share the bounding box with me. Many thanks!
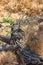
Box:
[0,44,19,51]
[0,35,10,44]
[0,44,43,65]
[0,16,43,65]
[19,46,43,65]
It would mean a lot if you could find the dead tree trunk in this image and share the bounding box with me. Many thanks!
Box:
[0,35,10,44]
[0,17,43,65]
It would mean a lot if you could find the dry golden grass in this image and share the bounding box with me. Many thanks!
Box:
[0,51,18,65]
[25,24,43,56]
[0,0,43,19]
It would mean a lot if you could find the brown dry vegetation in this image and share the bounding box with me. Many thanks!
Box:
[0,0,43,65]
[25,24,43,56]
[0,51,18,65]
[0,0,43,20]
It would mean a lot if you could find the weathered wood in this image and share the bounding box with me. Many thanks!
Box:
[0,16,43,65]
[0,44,19,51]
[0,35,10,44]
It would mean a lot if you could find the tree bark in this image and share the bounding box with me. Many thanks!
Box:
[0,44,19,51]
[0,35,10,44]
